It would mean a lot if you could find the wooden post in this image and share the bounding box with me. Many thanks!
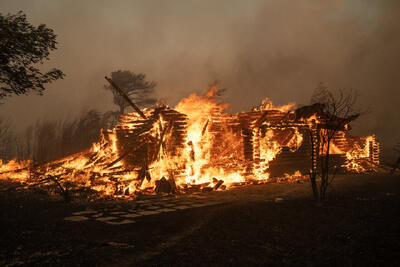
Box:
[369,135,379,166]
[311,120,319,174]
[242,128,254,176]
[309,120,320,201]
[253,127,261,173]
[105,76,147,119]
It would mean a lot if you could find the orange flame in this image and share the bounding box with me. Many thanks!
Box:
[0,86,378,197]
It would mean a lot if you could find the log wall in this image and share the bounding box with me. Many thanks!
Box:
[113,107,379,179]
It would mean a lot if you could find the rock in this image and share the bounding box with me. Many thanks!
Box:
[96,216,118,222]
[72,210,97,216]
[155,177,172,194]
[64,216,89,222]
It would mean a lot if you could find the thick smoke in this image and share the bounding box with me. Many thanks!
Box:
[220,0,400,160]
[0,0,399,160]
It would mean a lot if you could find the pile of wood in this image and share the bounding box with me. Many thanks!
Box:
[0,95,380,199]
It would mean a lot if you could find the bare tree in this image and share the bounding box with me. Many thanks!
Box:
[0,118,17,160]
[308,84,360,203]
[104,70,156,115]
[390,139,400,174]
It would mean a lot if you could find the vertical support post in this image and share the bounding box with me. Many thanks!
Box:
[369,134,379,167]
[253,127,261,173]
[242,128,254,177]
[311,120,319,174]
[309,119,321,201]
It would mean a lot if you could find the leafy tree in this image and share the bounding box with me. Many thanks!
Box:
[105,70,156,114]
[0,11,64,100]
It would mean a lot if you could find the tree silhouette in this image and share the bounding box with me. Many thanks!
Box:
[0,11,64,101]
[105,70,156,115]
[308,84,360,203]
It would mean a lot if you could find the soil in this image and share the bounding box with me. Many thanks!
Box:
[1,173,399,266]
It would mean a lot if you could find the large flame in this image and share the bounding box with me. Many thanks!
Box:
[256,97,296,113]
[0,86,378,198]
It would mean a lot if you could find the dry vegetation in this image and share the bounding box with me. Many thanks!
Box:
[0,109,113,163]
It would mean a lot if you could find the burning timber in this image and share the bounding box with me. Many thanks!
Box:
[0,87,379,199]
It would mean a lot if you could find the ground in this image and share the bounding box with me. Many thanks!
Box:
[0,173,399,266]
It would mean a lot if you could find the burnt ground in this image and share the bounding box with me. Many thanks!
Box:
[0,173,399,266]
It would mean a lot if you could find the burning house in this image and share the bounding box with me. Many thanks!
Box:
[0,83,379,198]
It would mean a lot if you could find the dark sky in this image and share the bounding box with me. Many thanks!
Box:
[1,0,399,158]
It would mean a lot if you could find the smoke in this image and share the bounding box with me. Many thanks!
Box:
[221,0,400,160]
[0,0,399,160]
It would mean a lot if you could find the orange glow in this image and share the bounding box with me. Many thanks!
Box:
[0,159,31,182]
[256,97,296,113]
[0,87,378,197]
[344,135,378,172]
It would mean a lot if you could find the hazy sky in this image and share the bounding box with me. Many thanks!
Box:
[1,0,399,158]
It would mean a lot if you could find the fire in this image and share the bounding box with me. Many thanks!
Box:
[0,85,379,198]
[344,135,378,172]
[0,159,31,182]
[256,97,296,113]
[173,85,246,187]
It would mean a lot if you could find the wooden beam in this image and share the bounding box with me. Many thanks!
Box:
[105,76,147,119]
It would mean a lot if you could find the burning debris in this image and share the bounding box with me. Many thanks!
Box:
[0,81,379,199]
